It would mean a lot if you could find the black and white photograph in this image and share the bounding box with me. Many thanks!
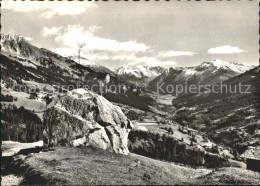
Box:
[1,0,260,185]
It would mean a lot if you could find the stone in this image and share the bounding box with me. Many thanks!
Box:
[43,89,133,154]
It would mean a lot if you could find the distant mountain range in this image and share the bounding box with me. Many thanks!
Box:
[115,65,165,83]
[148,59,254,94]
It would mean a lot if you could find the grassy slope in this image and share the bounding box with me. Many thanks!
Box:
[13,147,260,185]
[195,167,260,185]
[2,90,46,119]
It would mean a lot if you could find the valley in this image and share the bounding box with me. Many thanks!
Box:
[1,33,259,185]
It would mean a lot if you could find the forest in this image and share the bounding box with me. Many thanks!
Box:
[1,105,43,142]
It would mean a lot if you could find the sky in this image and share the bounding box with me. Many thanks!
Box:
[2,0,259,69]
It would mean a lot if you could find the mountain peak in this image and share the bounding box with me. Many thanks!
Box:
[199,59,253,73]
[116,65,165,81]
[1,33,38,60]
[1,33,30,44]
[69,55,100,68]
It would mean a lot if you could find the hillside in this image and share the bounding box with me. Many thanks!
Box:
[172,66,260,154]
[69,55,115,75]
[1,34,156,111]
[2,147,260,185]
[1,34,129,87]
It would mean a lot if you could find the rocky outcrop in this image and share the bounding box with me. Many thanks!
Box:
[43,89,133,154]
[128,130,230,168]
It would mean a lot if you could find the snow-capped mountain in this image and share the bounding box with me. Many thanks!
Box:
[149,59,254,94]
[69,56,100,68]
[116,65,165,82]
[68,55,114,74]
[198,59,253,74]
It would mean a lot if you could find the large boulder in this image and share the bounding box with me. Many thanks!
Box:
[43,89,133,154]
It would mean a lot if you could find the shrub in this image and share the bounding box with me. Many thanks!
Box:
[168,127,174,134]
[29,92,38,99]
[1,94,15,102]
[126,110,141,121]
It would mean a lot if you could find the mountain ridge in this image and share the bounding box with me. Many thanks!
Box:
[115,65,165,83]
[148,59,254,94]
[1,33,157,111]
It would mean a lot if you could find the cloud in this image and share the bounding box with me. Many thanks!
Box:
[52,25,181,67]
[54,47,176,67]
[24,37,33,41]
[157,50,194,58]
[2,1,96,18]
[87,53,176,67]
[208,45,246,54]
[157,61,177,66]
[103,54,176,67]
[53,47,76,57]
[128,60,176,67]
[41,26,63,37]
[55,25,149,52]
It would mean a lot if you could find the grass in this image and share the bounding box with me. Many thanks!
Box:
[196,167,260,185]
[2,90,45,119]
[14,147,210,185]
[7,146,259,185]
